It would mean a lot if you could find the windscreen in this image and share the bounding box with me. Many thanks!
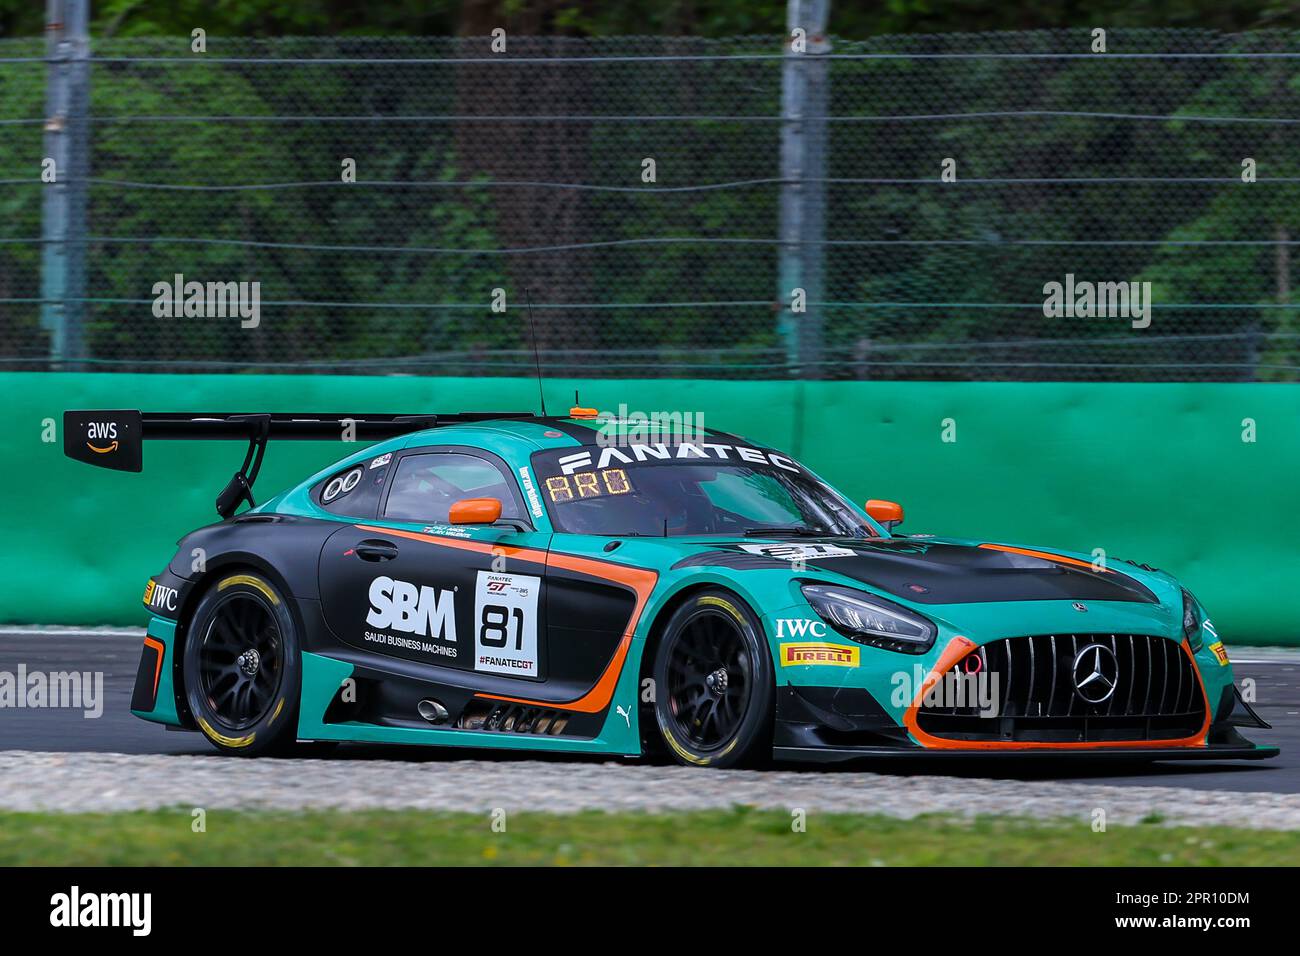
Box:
[530,442,877,537]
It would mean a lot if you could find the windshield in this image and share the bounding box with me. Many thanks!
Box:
[530,443,878,537]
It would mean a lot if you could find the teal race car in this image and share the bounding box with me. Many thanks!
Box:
[63,405,1277,766]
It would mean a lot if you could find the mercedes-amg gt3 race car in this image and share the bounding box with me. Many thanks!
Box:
[64,406,1276,766]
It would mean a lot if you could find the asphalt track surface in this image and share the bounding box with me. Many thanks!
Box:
[2,628,1297,794]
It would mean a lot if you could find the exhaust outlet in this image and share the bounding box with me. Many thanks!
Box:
[417,698,449,724]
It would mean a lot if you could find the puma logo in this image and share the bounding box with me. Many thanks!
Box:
[616,704,631,728]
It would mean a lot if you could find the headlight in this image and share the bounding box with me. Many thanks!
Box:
[1181,588,1203,651]
[801,584,937,654]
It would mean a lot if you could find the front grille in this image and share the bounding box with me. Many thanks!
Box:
[915,634,1206,743]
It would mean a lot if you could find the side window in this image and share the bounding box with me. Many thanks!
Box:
[383,452,524,524]
[317,451,393,518]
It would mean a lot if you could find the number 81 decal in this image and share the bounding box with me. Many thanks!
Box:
[473,570,541,677]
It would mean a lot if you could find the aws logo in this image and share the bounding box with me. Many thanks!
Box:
[366,576,457,640]
[85,420,119,454]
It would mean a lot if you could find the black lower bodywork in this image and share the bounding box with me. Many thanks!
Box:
[773,683,1279,763]
[139,513,635,741]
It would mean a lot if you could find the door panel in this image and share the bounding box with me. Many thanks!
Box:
[542,567,637,690]
[318,523,549,680]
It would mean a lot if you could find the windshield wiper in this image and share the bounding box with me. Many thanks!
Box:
[743,526,833,538]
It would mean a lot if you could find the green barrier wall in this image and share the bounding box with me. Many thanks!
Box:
[3,373,1296,645]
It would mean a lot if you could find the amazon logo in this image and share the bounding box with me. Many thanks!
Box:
[85,420,119,454]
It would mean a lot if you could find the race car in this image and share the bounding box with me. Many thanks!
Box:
[63,405,1277,766]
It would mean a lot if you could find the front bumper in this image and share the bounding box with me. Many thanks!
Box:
[773,683,1279,763]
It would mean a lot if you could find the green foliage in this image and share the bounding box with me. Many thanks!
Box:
[4,19,1299,379]
[4,1,1300,41]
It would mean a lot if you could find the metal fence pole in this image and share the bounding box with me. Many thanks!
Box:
[778,0,830,379]
[40,0,90,368]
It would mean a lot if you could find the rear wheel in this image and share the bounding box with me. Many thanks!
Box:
[652,589,773,768]
[182,572,301,756]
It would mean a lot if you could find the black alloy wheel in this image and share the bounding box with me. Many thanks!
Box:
[652,589,773,767]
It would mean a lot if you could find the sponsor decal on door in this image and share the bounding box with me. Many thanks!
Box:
[364,575,459,660]
[474,570,541,677]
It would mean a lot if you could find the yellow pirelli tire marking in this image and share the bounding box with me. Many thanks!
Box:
[660,723,738,767]
[268,698,285,726]
[698,595,745,624]
[217,574,280,606]
[197,717,256,749]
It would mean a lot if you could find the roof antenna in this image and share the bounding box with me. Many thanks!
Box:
[524,288,548,417]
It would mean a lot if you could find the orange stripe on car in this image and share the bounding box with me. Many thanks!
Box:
[978,542,1110,572]
[143,637,166,699]
[354,525,657,714]
[903,635,1210,751]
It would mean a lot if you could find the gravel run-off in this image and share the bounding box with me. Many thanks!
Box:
[2,751,1299,829]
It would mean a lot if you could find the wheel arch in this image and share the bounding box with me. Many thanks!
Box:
[171,553,304,727]
[635,578,774,757]
[637,575,776,679]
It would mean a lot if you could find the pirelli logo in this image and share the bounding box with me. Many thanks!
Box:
[1209,641,1230,666]
[780,642,860,668]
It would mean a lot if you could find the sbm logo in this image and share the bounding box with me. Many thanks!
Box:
[366,576,457,639]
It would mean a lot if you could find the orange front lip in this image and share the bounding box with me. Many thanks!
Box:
[902,635,1211,751]
[143,637,165,699]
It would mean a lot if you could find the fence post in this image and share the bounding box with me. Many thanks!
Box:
[778,0,830,379]
[40,0,90,368]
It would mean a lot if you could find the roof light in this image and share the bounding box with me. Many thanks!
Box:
[569,406,599,420]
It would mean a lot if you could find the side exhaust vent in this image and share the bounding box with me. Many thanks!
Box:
[417,699,449,724]
[459,700,570,736]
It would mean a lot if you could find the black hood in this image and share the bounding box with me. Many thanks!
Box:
[674,537,1159,605]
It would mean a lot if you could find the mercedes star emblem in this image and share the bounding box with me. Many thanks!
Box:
[1072,643,1119,704]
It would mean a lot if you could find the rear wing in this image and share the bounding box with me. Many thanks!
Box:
[63,409,533,518]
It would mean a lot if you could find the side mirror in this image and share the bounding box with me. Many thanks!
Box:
[449,497,502,525]
[865,499,904,531]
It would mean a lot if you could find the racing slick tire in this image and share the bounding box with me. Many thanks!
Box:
[651,588,774,768]
[182,571,302,757]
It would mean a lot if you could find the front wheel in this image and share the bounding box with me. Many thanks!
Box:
[652,589,773,768]
[182,572,302,757]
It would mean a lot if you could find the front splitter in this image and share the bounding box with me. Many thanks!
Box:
[773,742,1280,764]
